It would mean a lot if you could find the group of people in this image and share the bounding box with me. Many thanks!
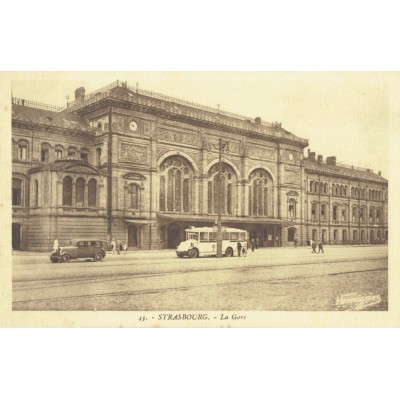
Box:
[110,238,127,255]
[236,238,260,257]
[310,239,324,253]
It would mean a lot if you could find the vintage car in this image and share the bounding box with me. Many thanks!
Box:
[50,239,106,263]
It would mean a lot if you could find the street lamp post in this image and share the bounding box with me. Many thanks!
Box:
[216,138,229,258]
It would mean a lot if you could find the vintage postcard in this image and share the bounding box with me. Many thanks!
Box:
[0,71,399,327]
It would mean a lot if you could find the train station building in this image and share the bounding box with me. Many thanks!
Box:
[11,81,388,251]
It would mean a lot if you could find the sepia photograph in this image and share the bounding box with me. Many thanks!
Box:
[5,71,394,322]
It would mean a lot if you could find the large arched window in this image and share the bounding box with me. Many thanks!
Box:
[352,206,358,222]
[288,227,296,242]
[75,178,85,207]
[18,141,28,160]
[159,156,194,213]
[310,181,314,192]
[208,163,237,215]
[128,183,140,209]
[88,178,97,207]
[320,204,327,221]
[41,143,50,163]
[311,203,318,220]
[369,207,375,223]
[376,209,382,223]
[248,169,272,217]
[333,205,338,221]
[63,176,73,206]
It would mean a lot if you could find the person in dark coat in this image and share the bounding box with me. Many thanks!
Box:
[251,238,255,252]
[311,240,317,253]
[237,241,242,257]
[318,241,324,253]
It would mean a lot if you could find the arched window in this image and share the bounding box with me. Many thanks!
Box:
[12,178,23,206]
[159,156,194,213]
[360,207,366,223]
[324,183,328,194]
[369,207,375,223]
[75,177,85,207]
[344,186,347,197]
[336,186,339,196]
[352,206,358,222]
[68,147,77,157]
[333,205,338,221]
[128,183,140,209]
[18,141,28,160]
[342,230,348,244]
[332,184,335,195]
[88,179,97,207]
[312,229,317,241]
[370,230,375,241]
[353,230,358,242]
[377,230,381,240]
[63,176,73,206]
[340,185,344,196]
[288,227,296,242]
[310,181,314,192]
[248,169,271,217]
[341,207,347,222]
[311,203,318,220]
[315,182,319,194]
[321,204,327,221]
[333,229,338,241]
[208,163,237,215]
[376,209,382,223]
[32,179,39,207]
[288,199,296,219]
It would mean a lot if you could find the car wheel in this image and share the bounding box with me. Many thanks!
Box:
[188,248,199,258]
[225,247,233,257]
[94,252,103,262]
[50,258,58,263]
[61,254,71,263]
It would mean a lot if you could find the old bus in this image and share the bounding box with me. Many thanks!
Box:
[176,226,248,258]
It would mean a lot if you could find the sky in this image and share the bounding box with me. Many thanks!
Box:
[11,71,392,178]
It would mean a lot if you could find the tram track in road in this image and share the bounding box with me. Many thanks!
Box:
[12,259,387,308]
[12,267,386,309]
[13,255,387,286]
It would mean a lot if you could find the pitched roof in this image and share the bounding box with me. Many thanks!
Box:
[12,103,91,132]
[303,159,387,183]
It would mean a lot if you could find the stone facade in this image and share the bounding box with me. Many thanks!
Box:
[11,82,388,251]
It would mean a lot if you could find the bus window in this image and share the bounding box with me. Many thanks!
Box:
[200,232,209,242]
[187,233,199,241]
[239,232,247,240]
[230,232,239,241]
[209,232,217,241]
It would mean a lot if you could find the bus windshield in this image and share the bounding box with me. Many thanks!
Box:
[186,232,199,241]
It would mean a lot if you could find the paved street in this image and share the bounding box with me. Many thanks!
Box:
[12,245,388,311]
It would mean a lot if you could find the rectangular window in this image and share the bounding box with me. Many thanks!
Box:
[81,152,88,161]
[200,232,209,242]
[12,179,22,206]
[55,149,62,159]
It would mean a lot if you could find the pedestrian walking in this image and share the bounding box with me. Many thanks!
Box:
[123,243,128,255]
[111,238,116,255]
[318,241,324,253]
[237,241,242,257]
[255,237,259,249]
[117,239,122,255]
[251,238,255,252]
[242,241,247,257]
[311,240,317,253]
[53,238,60,254]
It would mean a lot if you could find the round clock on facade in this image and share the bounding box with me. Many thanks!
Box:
[288,153,294,161]
[129,120,138,132]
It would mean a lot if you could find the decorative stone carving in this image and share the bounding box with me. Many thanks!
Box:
[158,128,200,146]
[120,143,148,164]
[285,169,300,185]
[248,146,276,160]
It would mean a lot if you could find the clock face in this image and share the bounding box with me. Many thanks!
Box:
[129,120,138,132]
[288,153,294,161]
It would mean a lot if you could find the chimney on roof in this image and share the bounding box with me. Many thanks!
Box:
[255,117,261,125]
[309,151,316,161]
[326,156,336,166]
[75,87,85,103]
[317,155,323,163]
